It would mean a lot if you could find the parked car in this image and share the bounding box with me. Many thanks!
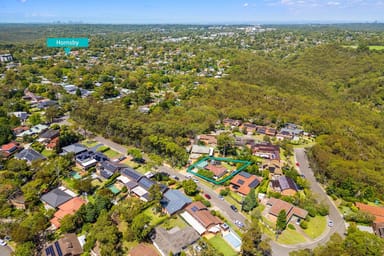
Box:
[193,178,199,183]
[235,220,244,228]
[0,239,7,246]
[230,205,238,212]
[204,194,211,199]
[221,223,229,230]
[218,195,224,200]
[328,220,334,227]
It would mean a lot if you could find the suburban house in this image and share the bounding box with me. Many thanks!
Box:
[120,167,166,202]
[152,226,199,256]
[280,123,304,137]
[40,187,75,210]
[42,233,83,256]
[129,244,159,256]
[75,151,99,170]
[12,125,29,136]
[17,124,49,138]
[46,137,59,150]
[240,123,258,134]
[271,176,299,196]
[97,160,127,179]
[197,134,217,146]
[356,202,384,238]
[14,148,45,164]
[223,118,242,128]
[50,197,86,229]
[11,111,29,123]
[181,201,223,235]
[230,171,263,195]
[266,198,308,223]
[61,143,88,155]
[160,189,192,215]
[276,131,293,141]
[0,141,22,158]
[262,160,283,176]
[252,143,280,161]
[189,145,213,160]
[256,126,277,136]
[234,135,256,147]
[38,129,60,144]
[205,163,227,179]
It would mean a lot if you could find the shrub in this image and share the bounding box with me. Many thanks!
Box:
[300,221,308,229]
[288,223,296,230]
[220,188,230,196]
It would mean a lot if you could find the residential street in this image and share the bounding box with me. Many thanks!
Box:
[269,148,346,256]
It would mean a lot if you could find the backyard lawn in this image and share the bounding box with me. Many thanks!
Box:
[143,207,168,226]
[161,215,188,230]
[276,229,307,245]
[303,215,327,239]
[209,235,238,256]
[82,140,100,148]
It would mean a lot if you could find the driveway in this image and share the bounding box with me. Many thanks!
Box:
[0,246,12,256]
[269,148,346,256]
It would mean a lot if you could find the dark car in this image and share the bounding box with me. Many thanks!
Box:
[204,194,211,200]
[230,205,238,212]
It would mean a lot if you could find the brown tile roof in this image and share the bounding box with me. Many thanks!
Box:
[205,164,227,178]
[185,201,222,228]
[129,243,159,256]
[42,233,83,256]
[356,202,384,223]
[267,198,308,221]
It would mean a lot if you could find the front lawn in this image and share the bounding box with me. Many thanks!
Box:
[303,215,327,239]
[41,149,54,158]
[103,148,121,159]
[209,235,238,256]
[161,215,188,230]
[276,229,307,245]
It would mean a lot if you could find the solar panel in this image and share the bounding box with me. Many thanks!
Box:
[239,171,251,178]
[237,179,245,185]
[45,245,56,256]
[54,241,63,256]
[191,206,199,212]
[248,179,260,188]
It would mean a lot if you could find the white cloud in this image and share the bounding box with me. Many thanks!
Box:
[281,0,294,5]
[20,0,27,3]
[243,3,249,7]
[327,1,340,5]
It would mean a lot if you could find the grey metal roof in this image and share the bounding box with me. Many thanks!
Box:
[15,148,45,163]
[161,189,192,215]
[62,143,87,155]
[278,176,298,191]
[138,177,155,191]
[39,129,59,139]
[41,188,72,208]
[120,167,142,181]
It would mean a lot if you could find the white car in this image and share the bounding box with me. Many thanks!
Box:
[328,220,334,227]
[0,239,7,246]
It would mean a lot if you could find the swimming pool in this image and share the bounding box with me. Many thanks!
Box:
[107,184,121,194]
[71,171,82,180]
[223,231,242,250]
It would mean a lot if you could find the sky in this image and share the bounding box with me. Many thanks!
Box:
[0,0,383,24]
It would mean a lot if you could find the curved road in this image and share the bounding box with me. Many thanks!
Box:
[269,148,346,256]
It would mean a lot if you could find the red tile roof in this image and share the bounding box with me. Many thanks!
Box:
[50,197,86,228]
[230,172,262,195]
[356,202,384,223]
[185,201,222,228]
[1,142,18,152]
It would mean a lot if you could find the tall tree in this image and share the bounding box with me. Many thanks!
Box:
[276,210,287,232]
[242,188,258,212]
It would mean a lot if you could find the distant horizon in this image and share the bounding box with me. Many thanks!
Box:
[0,21,382,26]
[1,0,383,24]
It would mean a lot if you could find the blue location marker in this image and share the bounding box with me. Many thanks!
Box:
[64,47,71,55]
